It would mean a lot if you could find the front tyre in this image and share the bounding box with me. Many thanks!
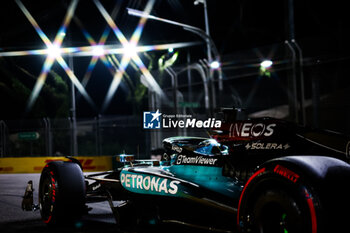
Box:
[39,161,86,225]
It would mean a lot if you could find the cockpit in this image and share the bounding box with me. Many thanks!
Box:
[194,139,229,156]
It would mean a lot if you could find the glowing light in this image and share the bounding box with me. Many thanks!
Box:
[123,42,137,58]
[15,0,95,112]
[0,41,201,58]
[101,55,131,112]
[15,0,51,46]
[27,56,56,110]
[6,0,201,114]
[93,0,128,45]
[95,0,167,112]
[47,44,61,58]
[260,60,273,68]
[210,60,221,69]
[72,17,115,87]
[55,56,95,108]
[0,49,47,57]
[92,45,105,57]
[194,0,205,5]
[260,60,273,77]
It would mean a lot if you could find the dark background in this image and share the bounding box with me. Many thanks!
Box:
[1,0,349,116]
[0,0,349,157]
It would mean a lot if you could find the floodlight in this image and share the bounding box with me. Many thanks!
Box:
[210,60,220,69]
[92,45,105,57]
[260,60,273,68]
[123,42,137,58]
[47,44,61,58]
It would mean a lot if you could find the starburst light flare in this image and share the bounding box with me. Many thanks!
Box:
[1,0,203,114]
[95,0,167,113]
[15,0,95,112]
[0,41,201,58]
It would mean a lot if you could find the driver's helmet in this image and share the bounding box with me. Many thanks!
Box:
[195,139,229,156]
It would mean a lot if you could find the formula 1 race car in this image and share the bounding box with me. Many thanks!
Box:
[28,109,350,233]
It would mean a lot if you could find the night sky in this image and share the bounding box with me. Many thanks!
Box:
[0,0,349,121]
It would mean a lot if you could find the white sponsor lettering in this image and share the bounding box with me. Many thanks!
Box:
[169,181,180,194]
[125,174,131,187]
[120,173,125,184]
[92,183,101,191]
[241,123,252,137]
[143,176,151,190]
[159,179,168,193]
[229,123,276,138]
[171,144,183,153]
[251,123,265,137]
[245,143,290,150]
[176,154,218,165]
[151,177,160,191]
[136,175,143,189]
[265,124,275,137]
[120,173,179,195]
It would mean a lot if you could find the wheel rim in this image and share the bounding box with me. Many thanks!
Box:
[39,171,56,223]
[252,191,306,233]
[259,203,292,233]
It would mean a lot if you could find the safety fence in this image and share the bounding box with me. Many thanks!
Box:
[0,116,151,158]
[0,156,113,174]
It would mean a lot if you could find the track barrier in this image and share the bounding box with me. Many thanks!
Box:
[0,156,113,173]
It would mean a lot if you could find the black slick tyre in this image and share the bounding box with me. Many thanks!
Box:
[252,188,310,233]
[238,168,320,233]
[39,161,86,225]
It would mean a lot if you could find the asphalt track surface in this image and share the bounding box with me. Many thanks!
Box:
[0,173,123,233]
[0,174,216,233]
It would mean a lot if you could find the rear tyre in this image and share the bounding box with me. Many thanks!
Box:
[39,161,86,225]
[238,173,320,233]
